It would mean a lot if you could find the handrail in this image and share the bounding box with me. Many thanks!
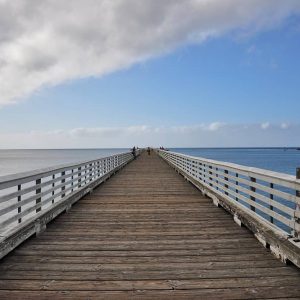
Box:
[0,152,131,189]
[0,151,138,237]
[157,150,300,239]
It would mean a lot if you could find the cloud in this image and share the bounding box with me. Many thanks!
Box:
[1,123,299,148]
[206,122,226,131]
[280,122,289,129]
[261,122,270,130]
[1,0,300,106]
[70,126,150,138]
[169,122,226,134]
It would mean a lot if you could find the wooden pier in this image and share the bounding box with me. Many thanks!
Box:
[0,152,300,299]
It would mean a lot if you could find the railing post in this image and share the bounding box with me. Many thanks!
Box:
[199,162,202,180]
[209,165,213,187]
[270,183,274,224]
[89,163,92,182]
[84,165,87,184]
[295,168,300,237]
[18,184,22,223]
[250,177,256,212]
[71,169,74,192]
[235,173,239,201]
[36,179,41,213]
[215,167,218,190]
[61,171,65,198]
[78,166,82,188]
[52,174,55,204]
[192,160,196,178]
[224,170,229,196]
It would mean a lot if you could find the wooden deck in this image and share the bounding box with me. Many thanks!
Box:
[0,152,300,299]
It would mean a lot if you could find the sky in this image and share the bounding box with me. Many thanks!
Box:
[0,0,300,148]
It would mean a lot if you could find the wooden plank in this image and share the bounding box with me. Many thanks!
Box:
[4,253,276,264]
[1,276,300,291]
[11,247,271,257]
[0,267,298,281]
[1,286,300,300]
[0,260,284,272]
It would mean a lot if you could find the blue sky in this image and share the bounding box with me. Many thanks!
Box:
[0,1,299,148]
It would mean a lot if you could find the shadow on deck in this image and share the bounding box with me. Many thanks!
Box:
[0,152,300,299]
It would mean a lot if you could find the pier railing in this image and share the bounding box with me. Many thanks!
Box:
[157,150,300,264]
[0,151,137,259]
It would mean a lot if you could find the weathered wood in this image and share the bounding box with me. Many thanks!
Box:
[0,152,300,299]
[0,276,300,291]
[5,253,276,264]
[0,152,135,259]
[0,267,299,281]
[2,288,300,300]
[158,149,300,267]
[1,288,300,300]
[158,150,300,228]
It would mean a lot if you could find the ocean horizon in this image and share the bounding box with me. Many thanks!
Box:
[0,147,299,177]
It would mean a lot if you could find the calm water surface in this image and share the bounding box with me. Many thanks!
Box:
[171,148,300,176]
[0,149,128,177]
[0,148,299,177]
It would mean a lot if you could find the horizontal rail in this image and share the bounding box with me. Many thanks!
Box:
[0,152,140,190]
[157,150,300,238]
[0,151,138,236]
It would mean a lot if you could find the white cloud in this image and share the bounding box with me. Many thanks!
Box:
[261,122,270,130]
[207,122,226,131]
[1,0,300,106]
[280,122,289,129]
[0,123,299,148]
[170,122,226,134]
[70,126,150,138]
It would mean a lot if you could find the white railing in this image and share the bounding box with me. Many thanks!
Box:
[0,151,135,236]
[158,150,300,238]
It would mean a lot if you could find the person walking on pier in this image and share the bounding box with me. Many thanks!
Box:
[147,147,151,155]
[131,146,136,159]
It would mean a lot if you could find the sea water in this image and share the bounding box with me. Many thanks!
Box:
[0,149,128,177]
[171,148,300,176]
[0,148,299,177]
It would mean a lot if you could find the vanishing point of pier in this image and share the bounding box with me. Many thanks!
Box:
[0,150,300,299]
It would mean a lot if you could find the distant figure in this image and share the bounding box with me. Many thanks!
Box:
[131,146,136,159]
[147,147,151,155]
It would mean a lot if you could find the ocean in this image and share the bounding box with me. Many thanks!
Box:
[0,148,299,177]
[171,148,300,176]
[0,149,128,177]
